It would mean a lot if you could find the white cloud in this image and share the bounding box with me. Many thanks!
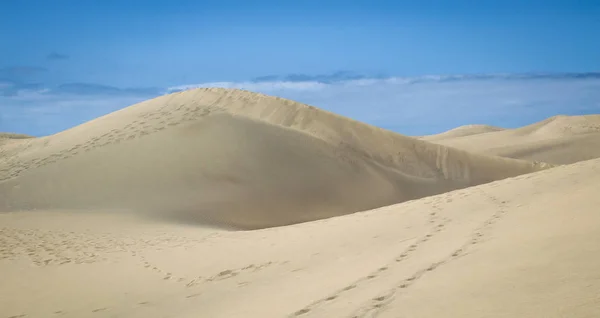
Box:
[167,74,600,135]
[167,80,328,93]
[2,73,600,137]
[0,93,148,136]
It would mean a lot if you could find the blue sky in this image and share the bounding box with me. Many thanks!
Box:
[1,0,599,136]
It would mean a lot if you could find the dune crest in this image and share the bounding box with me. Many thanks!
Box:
[421,124,505,140]
[429,114,600,164]
[0,88,552,229]
[0,133,35,139]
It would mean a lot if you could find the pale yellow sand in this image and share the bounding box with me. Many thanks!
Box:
[420,124,505,140]
[424,115,600,164]
[0,133,34,148]
[0,133,34,140]
[1,89,599,318]
[1,157,599,318]
[0,88,550,229]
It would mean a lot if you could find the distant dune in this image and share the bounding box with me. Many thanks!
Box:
[421,124,505,140]
[427,115,600,164]
[0,133,34,147]
[0,133,35,139]
[0,88,551,229]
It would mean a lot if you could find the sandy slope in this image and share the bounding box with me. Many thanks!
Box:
[0,133,34,148]
[0,133,34,139]
[426,115,600,164]
[0,88,550,229]
[2,89,598,317]
[420,124,505,140]
[1,156,599,318]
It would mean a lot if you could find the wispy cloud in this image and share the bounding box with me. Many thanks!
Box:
[46,52,70,60]
[51,83,161,96]
[2,72,600,137]
[251,71,385,83]
[0,92,150,136]
[169,72,600,92]
[168,81,328,93]
[167,73,600,135]
[0,80,43,97]
[0,66,47,79]
[0,66,48,96]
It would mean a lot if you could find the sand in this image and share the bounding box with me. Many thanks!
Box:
[0,133,34,140]
[0,88,551,229]
[423,115,600,164]
[420,124,505,140]
[1,88,599,317]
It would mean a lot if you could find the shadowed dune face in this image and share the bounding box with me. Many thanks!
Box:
[0,88,552,229]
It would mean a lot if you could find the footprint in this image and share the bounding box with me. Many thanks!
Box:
[218,269,233,276]
[294,308,310,316]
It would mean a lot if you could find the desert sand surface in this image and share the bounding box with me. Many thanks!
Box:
[0,133,34,140]
[0,88,551,229]
[423,115,600,164]
[0,133,34,147]
[1,157,599,318]
[1,89,600,318]
[420,124,505,140]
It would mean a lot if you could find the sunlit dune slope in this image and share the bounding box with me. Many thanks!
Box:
[426,115,600,164]
[0,88,551,229]
[421,124,505,140]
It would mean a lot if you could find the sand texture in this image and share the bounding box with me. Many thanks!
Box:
[424,115,600,164]
[420,124,505,140]
[0,88,551,229]
[1,89,599,317]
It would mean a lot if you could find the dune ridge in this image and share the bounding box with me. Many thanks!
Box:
[0,133,35,139]
[0,133,35,147]
[427,114,600,164]
[1,88,552,228]
[421,124,505,140]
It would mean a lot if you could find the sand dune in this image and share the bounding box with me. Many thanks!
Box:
[0,133,34,139]
[1,89,599,317]
[420,124,505,140]
[0,88,551,229]
[0,133,34,148]
[426,115,600,164]
[1,156,599,318]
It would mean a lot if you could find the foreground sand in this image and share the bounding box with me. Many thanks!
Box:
[1,157,599,318]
